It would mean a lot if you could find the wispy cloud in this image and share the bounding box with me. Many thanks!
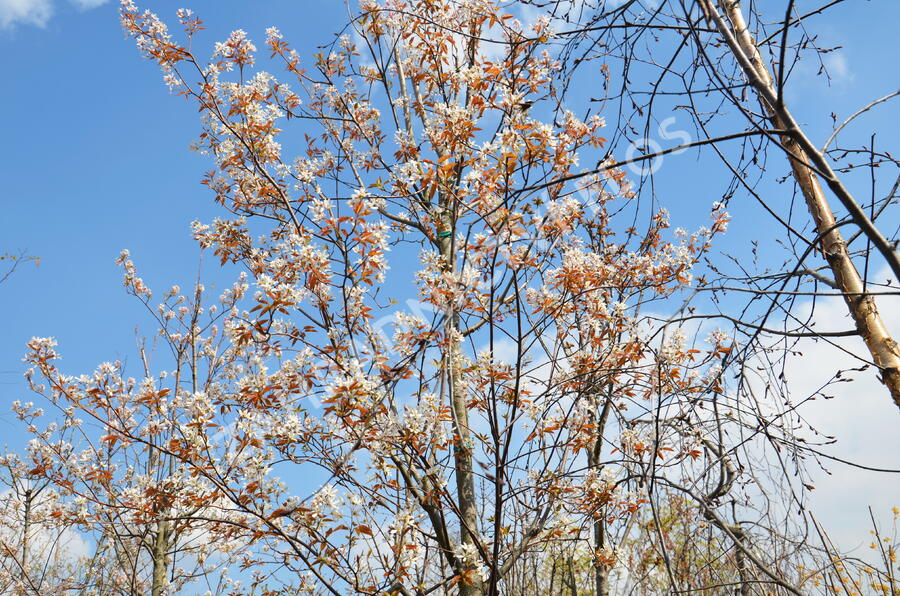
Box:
[0,0,108,30]
[824,51,853,84]
[70,0,108,9]
[786,267,900,549]
[0,0,53,29]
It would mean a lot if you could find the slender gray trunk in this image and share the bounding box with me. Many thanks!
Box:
[589,398,612,596]
[150,519,170,596]
[440,211,482,596]
[21,489,32,585]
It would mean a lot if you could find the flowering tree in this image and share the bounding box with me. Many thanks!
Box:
[19,265,249,595]
[16,0,882,595]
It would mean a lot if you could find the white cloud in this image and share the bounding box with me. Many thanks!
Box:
[0,0,53,29]
[70,0,108,9]
[0,487,91,569]
[824,51,853,84]
[783,268,900,551]
[0,0,108,30]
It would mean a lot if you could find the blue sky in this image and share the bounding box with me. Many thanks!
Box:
[2,0,896,402]
[1,0,900,556]
[0,0,343,400]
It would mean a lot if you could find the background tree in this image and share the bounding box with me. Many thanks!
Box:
[17,255,249,594]
[524,0,900,405]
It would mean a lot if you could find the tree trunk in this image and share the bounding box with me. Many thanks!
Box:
[589,398,612,596]
[440,214,483,596]
[706,0,900,408]
[734,537,750,596]
[21,488,32,587]
[592,506,610,596]
[150,519,170,596]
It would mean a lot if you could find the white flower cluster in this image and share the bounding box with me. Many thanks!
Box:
[309,484,342,518]
[538,198,582,239]
[213,29,257,69]
[659,327,687,363]
[584,466,618,497]
[399,392,450,444]
[453,542,488,582]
